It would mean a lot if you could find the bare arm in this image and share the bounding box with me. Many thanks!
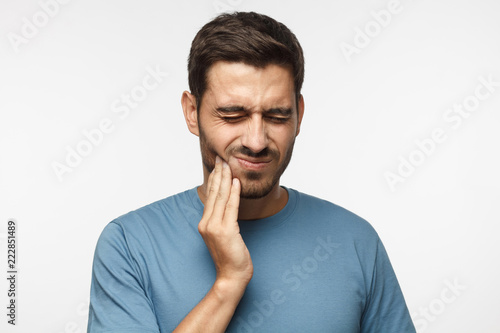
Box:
[173,156,253,332]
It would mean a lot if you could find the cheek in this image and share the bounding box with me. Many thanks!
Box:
[207,127,240,155]
[270,126,297,149]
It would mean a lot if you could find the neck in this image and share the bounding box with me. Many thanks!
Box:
[237,184,288,220]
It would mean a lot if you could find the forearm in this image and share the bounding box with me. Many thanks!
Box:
[173,277,249,333]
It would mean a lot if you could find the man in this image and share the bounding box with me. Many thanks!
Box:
[87,12,415,333]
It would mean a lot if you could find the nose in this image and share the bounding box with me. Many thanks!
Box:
[241,115,268,153]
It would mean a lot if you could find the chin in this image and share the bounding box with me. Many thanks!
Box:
[239,176,277,200]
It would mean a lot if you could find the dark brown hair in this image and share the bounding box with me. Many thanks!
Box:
[188,11,305,110]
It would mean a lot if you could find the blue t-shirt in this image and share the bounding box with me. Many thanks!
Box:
[87,187,415,333]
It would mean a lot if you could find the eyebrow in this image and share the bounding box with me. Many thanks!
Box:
[215,106,293,116]
[265,107,293,116]
[216,106,246,113]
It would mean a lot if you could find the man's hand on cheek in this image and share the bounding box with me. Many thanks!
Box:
[198,156,254,287]
[174,157,253,331]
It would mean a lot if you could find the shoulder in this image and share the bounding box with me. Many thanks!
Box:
[113,187,198,228]
[289,188,379,241]
[97,187,200,246]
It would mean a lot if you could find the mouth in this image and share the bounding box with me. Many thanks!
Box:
[235,157,272,171]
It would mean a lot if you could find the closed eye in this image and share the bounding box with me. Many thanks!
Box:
[266,116,289,123]
[222,116,245,123]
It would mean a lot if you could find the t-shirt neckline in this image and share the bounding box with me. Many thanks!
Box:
[188,186,297,232]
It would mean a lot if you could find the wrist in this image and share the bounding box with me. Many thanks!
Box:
[212,276,250,304]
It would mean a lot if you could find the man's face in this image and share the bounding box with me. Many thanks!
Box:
[196,61,303,199]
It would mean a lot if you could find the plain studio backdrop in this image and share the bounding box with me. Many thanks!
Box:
[1,0,499,332]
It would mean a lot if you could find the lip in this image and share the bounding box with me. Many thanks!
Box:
[235,157,271,171]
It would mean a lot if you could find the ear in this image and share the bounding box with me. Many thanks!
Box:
[181,91,199,137]
[295,94,305,136]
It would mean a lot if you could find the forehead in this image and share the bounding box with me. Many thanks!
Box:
[204,61,295,108]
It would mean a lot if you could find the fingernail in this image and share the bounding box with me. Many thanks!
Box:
[222,161,228,169]
[215,156,221,164]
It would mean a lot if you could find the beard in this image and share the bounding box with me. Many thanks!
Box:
[198,125,295,200]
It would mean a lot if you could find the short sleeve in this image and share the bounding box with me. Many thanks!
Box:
[360,239,416,333]
[87,222,159,333]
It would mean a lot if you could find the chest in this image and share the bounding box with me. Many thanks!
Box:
[144,231,367,332]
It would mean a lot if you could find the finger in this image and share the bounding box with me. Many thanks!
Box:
[223,177,241,225]
[205,156,220,197]
[210,159,233,222]
[203,156,222,218]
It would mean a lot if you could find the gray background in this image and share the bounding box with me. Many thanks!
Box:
[1,0,499,332]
